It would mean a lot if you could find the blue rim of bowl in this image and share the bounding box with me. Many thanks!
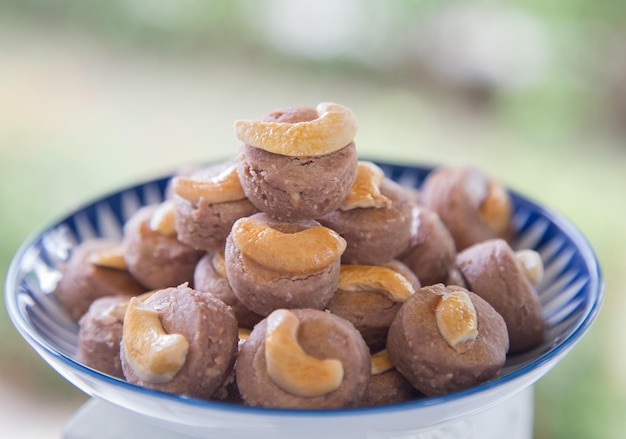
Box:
[5,160,604,418]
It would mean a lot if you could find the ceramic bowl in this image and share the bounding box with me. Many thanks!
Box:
[5,161,603,439]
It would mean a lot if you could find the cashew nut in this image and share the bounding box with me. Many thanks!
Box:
[211,251,227,278]
[338,265,415,302]
[479,180,512,234]
[99,299,130,322]
[89,247,127,270]
[238,327,251,350]
[122,297,189,384]
[435,290,479,353]
[231,217,346,274]
[515,249,544,286]
[371,349,394,375]
[172,164,246,204]
[339,161,392,211]
[233,102,358,157]
[265,309,344,397]
[149,200,176,237]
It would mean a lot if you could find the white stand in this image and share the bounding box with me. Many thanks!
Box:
[62,387,534,439]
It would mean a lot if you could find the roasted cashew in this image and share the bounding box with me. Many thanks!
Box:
[234,102,357,157]
[172,165,246,204]
[123,297,189,384]
[340,161,392,211]
[515,249,544,286]
[265,309,344,397]
[435,290,479,353]
[338,265,415,302]
[231,217,346,274]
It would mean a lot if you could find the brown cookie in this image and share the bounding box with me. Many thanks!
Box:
[236,105,358,221]
[456,239,546,353]
[359,349,417,407]
[172,161,258,252]
[325,260,420,351]
[399,205,457,286]
[319,169,417,265]
[77,295,130,379]
[194,252,263,329]
[55,238,145,321]
[120,284,238,399]
[122,204,204,290]
[420,166,514,251]
[387,283,509,396]
[224,213,345,316]
[236,308,370,408]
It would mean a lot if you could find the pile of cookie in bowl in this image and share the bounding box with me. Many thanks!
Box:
[56,102,557,410]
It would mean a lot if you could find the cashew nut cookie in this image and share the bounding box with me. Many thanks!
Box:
[456,239,546,354]
[193,251,263,329]
[55,238,146,321]
[235,103,359,221]
[399,205,457,287]
[235,308,371,408]
[224,212,346,316]
[120,284,238,399]
[77,295,132,379]
[419,166,515,251]
[386,284,509,397]
[325,260,420,352]
[359,349,417,407]
[172,161,258,252]
[318,162,418,265]
[78,291,159,379]
[122,203,204,290]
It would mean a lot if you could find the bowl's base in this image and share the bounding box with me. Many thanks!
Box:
[62,387,534,439]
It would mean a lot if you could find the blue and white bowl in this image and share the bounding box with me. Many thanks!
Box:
[5,161,603,439]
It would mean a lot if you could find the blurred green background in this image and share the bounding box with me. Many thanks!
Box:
[1,1,625,437]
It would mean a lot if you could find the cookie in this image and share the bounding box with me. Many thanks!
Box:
[319,162,417,265]
[235,103,358,221]
[359,349,417,407]
[55,238,145,321]
[325,260,420,351]
[235,308,370,408]
[120,284,238,399]
[122,203,204,289]
[77,295,130,379]
[387,283,509,396]
[224,212,346,316]
[456,238,546,353]
[193,251,263,329]
[400,205,457,286]
[420,166,514,251]
[172,161,258,252]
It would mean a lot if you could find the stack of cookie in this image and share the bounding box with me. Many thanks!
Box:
[56,102,546,409]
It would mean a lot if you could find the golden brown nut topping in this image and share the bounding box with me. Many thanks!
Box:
[338,265,415,302]
[99,300,129,322]
[339,161,392,211]
[231,217,346,274]
[264,309,344,397]
[479,180,512,234]
[89,248,127,270]
[122,297,189,384]
[515,249,544,286]
[172,165,246,204]
[234,102,357,157]
[370,349,394,376]
[435,290,479,353]
[148,200,177,237]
